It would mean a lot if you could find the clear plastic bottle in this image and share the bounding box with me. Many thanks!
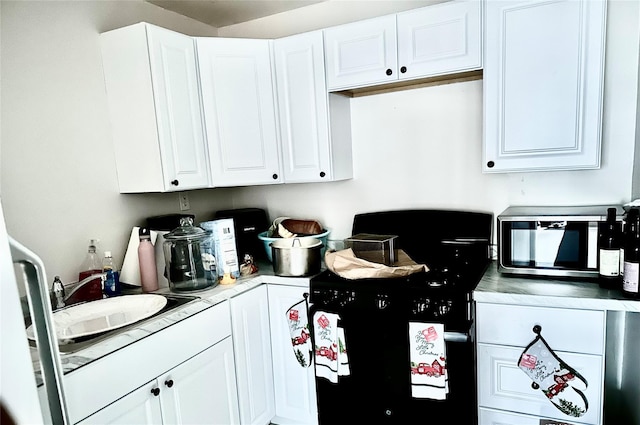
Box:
[138,227,159,293]
[103,250,121,296]
[73,238,103,303]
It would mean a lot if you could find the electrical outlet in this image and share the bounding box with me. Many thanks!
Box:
[178,192,190,211]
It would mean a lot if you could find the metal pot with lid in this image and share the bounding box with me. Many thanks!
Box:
[270,237,323,277]
[163,217,217,291]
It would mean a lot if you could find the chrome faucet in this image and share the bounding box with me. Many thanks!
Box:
[51,273,107,309]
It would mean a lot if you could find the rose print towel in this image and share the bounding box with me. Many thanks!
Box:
[409,322,448,400]
[313,311,350,383]
[286,297,312,368]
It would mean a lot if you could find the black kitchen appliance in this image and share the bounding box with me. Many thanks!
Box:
[214,208,269,261]
[309,209,492,424]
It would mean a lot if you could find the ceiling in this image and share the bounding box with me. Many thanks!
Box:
[146,0,327,28]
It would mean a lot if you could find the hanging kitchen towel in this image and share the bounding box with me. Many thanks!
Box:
[285,296,312,368]
[518,326,589,418]
[409,322,449,400]
[313,311,350,383]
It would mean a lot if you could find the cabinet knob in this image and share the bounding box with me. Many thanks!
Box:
[386,69,393,76]
[400,66,407,73]
[486,161,495,168]
[319,171,326,178]
[165,379,174,388]
[171,179,179,186]
[272,174,278,180]
[151,388,160,396]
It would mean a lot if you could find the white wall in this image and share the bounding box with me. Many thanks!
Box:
[221,0,640,243]
[0,1,236,284]
[1,0,638,285]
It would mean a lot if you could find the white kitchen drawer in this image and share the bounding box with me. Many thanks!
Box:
[479,407,585,425]
[476,303,605,355]
[64,301,232,424]
[477,343,603,425]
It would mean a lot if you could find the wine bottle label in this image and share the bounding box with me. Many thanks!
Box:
[599,249,620,276]
[622,261,639,293]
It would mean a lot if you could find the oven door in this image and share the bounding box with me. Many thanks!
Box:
[311,286,476,424]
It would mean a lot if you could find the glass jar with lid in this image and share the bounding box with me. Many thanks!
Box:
[163,217,217,292]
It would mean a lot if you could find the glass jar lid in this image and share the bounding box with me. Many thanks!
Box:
[163,217,210,241]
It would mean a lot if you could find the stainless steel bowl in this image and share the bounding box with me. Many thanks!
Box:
[270,237,323,277]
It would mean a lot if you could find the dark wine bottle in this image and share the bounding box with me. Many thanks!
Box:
[622,208,640,298]
[597,207,622,289]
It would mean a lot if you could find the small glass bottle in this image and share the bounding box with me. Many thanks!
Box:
[622,208,640,298]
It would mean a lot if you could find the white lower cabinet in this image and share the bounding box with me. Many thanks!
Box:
[475,302,605,425]
[230,285,276,425]
[78,339,240,425]
[65,301,239,424]
[267,283,318,425]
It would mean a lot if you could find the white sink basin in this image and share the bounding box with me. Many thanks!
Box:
[27,294,168,341]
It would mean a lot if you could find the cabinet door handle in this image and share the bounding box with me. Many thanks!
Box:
[386,68,393,76]
[165,379,174,388]
[272,173,278,180]
[170,179,179,186]
[400,66,407,73]
[319,171,326,178]
[151,387,160,396]
[486,161,495,168]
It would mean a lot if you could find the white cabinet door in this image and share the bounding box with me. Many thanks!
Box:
[77,381,162,425]
[324,14,397,90]
[160,339,240,425]
[267,284,318,425]
[197,38,282,187]
[230,285,276,425]
[396,0,481,79]
[274,31,353,183]
[483,0,606,173]
[100,23,210,193]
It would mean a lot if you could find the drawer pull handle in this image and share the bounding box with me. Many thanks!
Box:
[165,379,174,388]
[151,388,160,396]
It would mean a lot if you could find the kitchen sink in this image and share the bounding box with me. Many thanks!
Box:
[26,293,198,353]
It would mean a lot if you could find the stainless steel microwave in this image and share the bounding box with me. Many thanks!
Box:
[497,205,624,279]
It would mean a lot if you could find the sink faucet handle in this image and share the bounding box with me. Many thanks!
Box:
[52,276,65,309]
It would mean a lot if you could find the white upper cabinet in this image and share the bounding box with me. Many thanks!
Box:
[483,0,607,173]
[396,0,482,80]
[100,23,210,193]
[324,14,397,90]
[196,38,283,187]
[324,1,482,91]
[274,31,353,183]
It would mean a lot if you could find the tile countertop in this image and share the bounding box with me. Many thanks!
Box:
[475,261,640,312]
[31,261,315,385]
